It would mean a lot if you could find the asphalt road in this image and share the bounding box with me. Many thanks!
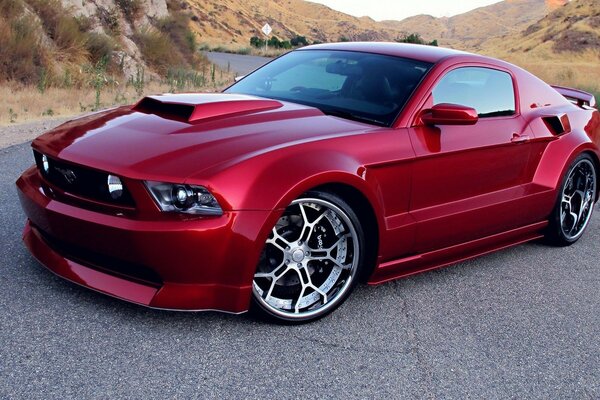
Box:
[203,51,273,76]
[1,139,599,399]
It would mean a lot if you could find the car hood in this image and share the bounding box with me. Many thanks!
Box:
[32,93,375,181]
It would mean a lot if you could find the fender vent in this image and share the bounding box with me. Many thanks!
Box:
[542,114,571,136]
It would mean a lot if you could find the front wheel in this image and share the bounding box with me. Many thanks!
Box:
[547,154,597,246]
[251,191,365,323]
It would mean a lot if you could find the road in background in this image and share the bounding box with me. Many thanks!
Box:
[203,51,273,76]
[1,140,599,398]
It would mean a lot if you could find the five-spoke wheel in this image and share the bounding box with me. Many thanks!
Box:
[548,154,597,245]
[251,191,364,323]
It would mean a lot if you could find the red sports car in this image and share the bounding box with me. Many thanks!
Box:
[17,43,600,323]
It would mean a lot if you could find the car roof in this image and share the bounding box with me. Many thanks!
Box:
[301,42,478,64]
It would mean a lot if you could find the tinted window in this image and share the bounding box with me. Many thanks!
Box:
[432,67,515,118]
[226,50,432,126]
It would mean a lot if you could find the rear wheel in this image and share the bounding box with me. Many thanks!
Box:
[547,154,597,246]
[251,191,365,323]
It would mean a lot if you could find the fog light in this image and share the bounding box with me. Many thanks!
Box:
[107,175,123,199]
[42,154,50,174]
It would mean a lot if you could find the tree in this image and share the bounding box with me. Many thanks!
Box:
[290,35,308,47]
[395,33,438,47]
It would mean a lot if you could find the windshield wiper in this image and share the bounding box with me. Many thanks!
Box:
[320,108,387,127]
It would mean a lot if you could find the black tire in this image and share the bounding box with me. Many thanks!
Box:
[546,153,597,246]
[250,190,366,324]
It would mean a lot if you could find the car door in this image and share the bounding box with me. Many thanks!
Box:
[407,66,534,253]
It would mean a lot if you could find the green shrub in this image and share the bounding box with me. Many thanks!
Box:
[290,36,308,47]
[250,36,265,48]
[395,33,438,46]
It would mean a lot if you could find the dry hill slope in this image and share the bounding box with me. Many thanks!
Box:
[185,0,559,49]
[382,0,567,48]
[481,0,600,98]
[484,0,600,56]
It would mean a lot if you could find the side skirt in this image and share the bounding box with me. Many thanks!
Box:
[368,221,547,285]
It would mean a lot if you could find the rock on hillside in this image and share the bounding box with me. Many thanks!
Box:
[60,0,169,78]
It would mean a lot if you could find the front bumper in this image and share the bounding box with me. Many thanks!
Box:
[16,166,272,313]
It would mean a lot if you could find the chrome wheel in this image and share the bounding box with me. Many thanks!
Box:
[559,158,596,241]
[252,196,361,321]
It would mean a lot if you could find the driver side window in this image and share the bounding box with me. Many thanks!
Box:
[432,67,516,118]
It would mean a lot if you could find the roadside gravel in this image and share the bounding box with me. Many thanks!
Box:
[0,117,73,149]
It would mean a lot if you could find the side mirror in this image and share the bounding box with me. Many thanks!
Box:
[421,103,479,126]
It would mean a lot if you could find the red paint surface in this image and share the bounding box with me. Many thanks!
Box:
[16,43,600,312]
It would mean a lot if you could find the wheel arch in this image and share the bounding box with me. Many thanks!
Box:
[583,149,600,201]
[236,162,386,291]
[306,182,380,282]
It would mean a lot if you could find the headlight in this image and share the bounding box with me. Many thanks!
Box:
[144,181,223,216]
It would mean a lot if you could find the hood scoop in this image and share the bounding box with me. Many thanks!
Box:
[133,93,283,123]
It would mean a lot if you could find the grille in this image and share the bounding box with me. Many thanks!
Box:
[34,150,135,207]
[36,226,162,287]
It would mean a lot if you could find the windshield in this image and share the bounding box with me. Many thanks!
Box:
[225,50,432,127]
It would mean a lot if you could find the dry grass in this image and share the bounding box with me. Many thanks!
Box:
[0,73,235,126]
[501,50,600,99]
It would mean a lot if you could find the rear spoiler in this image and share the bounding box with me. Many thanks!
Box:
[552,85,596,108]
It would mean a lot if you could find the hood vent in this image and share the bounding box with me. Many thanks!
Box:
[133,94,283,123]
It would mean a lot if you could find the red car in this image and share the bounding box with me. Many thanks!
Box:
[17,43,600,323]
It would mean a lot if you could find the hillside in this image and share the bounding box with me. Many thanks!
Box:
[483,0,600,56]
[382,0,567,48]
[0,0,213,84]
[480,0,600,100]
[185,0,562,49]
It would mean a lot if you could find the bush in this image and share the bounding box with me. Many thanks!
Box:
[86,32,116,64]
[97,6,121,35]
[134,27,182,75]
[0,0,23,19]
[27,0,88,63]
[0,14,45,84]
[115,0,143,24]
[395,33,438,47]
[290,35,308,47]
[250,36,265,48]
[154,14,198,65]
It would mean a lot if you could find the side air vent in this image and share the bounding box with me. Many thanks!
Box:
[542,113,571,136]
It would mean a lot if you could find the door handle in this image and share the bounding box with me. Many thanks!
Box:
[511,133,530,143]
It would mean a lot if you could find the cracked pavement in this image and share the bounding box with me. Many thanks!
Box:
[1,140,599,399]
